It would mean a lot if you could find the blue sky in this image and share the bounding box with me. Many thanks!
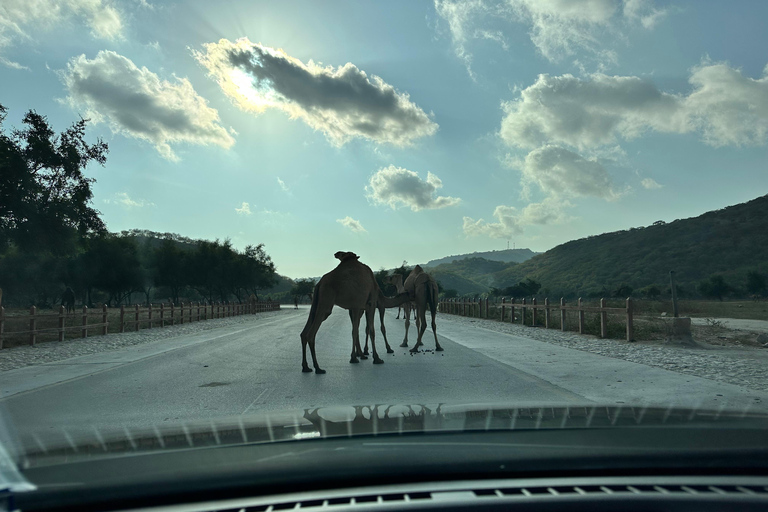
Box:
[2,0,767,278]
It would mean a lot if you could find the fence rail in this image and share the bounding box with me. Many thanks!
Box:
[439,297,634,341]
[0,301,281,350]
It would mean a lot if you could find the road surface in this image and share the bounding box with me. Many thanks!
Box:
[2,307,766,439]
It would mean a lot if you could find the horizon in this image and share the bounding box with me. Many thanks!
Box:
[3,1,768,279]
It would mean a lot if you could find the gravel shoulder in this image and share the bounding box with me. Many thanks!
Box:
[443,314,768,393]
[0,309,296,373]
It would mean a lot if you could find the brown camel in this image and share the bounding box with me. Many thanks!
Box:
[401,265,443,353]
[388,274,415,321]
[299,251,410,374]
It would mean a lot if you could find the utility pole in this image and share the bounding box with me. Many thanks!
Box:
[670,270,679,317]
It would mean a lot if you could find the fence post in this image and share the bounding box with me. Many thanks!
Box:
[532,298,537,326]
[29,305,37,345]
[120,305,125,333]
[188,303,193,323]
[160,303,165,327]
[134,304,140,331]
[197,302,201,322]
[626,297,634,342]
[170,302,175,325]
[544,298,550,329]
[600,298,608,339]
[521,298,526,325]
[180,302,184,324]
[510,298,515,323]
[58,305,65,342]
[102,304,108,335]
[560,298,566,331]
[0,306,4,350]
[500,298,506,322]
[485,298,489,318]
[578,298,585,335]
[147,304,153,330]
[81,305,88,338]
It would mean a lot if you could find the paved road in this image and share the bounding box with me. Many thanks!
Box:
[2,307,767,439]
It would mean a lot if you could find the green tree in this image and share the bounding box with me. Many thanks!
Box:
[442,289,458,299]
[290,279,316,302]
[699,275,731,301]
[0,104,107,255]
[746,271,767,296]
[153,239,188,304]
[613,284,634,298]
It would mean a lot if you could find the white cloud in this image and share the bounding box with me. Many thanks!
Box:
[336,216,367,233]
[500,62,768,151]
[0,0,123,68]
[500,72,685,150]
[103,192,154,208]
[463,197,567,238]
[62,50,235,161]
[520,145,621,200]
[193,38,438,147]
[434,0,665,74]
[686,62,768,147]
[277,177,290,193]
[235,202,252,215]
[366,165,461,211]
[641,177,662,189]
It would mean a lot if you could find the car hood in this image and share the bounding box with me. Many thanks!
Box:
[12,402,768,468]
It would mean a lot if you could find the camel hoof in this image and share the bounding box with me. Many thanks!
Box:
[435,346,444,352]
[399,341,409,348]
[315,368,326,374]
[409,347,419,353]
[386,347,394,354]
[350,357,359,363]
[373,358,384,364]
[363,349,369,356]
[302,366,313,373]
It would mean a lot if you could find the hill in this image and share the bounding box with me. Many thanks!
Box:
[493,194,768,297]
[424,248,538,267]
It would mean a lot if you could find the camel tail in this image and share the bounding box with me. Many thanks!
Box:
[426,278,438,314]
[301,284,322,338]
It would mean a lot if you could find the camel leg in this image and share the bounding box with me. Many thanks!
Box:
[410,296,427,353]
[366,306,384,364]
[378,305,393,353]
[300,293,332,374]
[349,310,364,363]
[358,310,372,357]
[400,303,410,347]
[396,306,401,319]
[431,304,443,351]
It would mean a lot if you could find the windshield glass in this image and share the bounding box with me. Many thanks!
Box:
[1,0,768,467]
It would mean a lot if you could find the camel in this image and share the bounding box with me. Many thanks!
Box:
[62,287,75,314]
[299,251,410,374]
[401,265,443,353]
[388,274,414,322]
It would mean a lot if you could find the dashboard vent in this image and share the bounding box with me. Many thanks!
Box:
[473,484,768,498]
[214,492,434,511]
[192,480,768,512]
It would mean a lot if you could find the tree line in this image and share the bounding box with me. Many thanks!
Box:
[0,104,277,308]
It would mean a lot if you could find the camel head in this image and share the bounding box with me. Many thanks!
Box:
[334,251,360,262]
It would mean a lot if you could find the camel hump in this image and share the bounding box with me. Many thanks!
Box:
[334,251,359,262]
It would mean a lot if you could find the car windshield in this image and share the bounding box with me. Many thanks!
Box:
[1,0,768,472]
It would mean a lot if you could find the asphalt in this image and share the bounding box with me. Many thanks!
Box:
[2,307,767,437]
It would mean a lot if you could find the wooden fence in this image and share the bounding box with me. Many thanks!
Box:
[439,297,634,341]
[0,301,280,350]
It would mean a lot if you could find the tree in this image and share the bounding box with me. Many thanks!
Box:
[443,289,458,299]
[290,279,316,302]
[639,285,661,299]
[153,239,188,304]
[89,235,144,306]
[503,278,541,297]
[613,284,634,298]
[746,271,767,296]
[0,104,108,255]
[699,275,731,301]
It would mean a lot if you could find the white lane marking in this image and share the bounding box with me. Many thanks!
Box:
[241,387,272,416]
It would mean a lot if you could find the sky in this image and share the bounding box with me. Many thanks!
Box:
[2,0,767,278]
